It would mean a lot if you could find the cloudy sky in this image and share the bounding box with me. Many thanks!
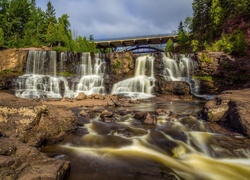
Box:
[36,0,193,40]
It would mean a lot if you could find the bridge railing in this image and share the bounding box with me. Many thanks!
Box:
[94,33,177,42]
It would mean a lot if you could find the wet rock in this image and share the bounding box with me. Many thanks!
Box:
[203,89,250,137]
[134,112,157,125]
[76,92,87,100]
[101,110,113,117]
[0,136,70,179]
[144,113,157,125]
[155,108,170,115]
[100,110,114,122]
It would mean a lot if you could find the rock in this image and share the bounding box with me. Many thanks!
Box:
[100,110,114,122]
[203,89,250,137]
[0,136,70,179]
[0,104,77,147]
[76,92,87,100]
[155,109,169,115]
[79,110,90,121]
[101,110,113,117]
[144,113,157,125]
[134,112,157,125]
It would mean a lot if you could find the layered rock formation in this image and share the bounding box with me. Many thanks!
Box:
[0,91,76,179]
[193,52,250,94]
[202,89,250,137]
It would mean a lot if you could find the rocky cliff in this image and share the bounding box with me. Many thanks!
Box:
[193,51,250,94]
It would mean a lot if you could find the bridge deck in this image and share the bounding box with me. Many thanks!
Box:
[95,33,177,49]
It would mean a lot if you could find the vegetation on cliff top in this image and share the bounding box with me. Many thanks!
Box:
[0,0,97,52]
[174,0,249,56]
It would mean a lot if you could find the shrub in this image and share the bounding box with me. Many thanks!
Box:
[206,30,247,56]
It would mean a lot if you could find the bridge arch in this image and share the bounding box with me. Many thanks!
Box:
[95,33,177,53]
[119,45,165,53]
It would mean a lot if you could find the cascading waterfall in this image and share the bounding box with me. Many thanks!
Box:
[15,51,106,98]
[162,53,195,82]
[74,53,106,95]
[111,55,155,99]
[15,51,71,98]
[162,53,214,100]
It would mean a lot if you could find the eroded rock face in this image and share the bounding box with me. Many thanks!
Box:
[0,136,70,180]
[203,89,250,137]
[194,52,250,94]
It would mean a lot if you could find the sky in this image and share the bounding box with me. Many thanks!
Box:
[36,0,193,40]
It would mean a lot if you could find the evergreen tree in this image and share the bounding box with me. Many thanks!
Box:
[165,38,174,53]
[6,0,32,46]
[22,4,46,46]
[210,0,223,38]
[57,14,71,47]
[46,22,57,47]
[45,1,57,25]
[0,28,4,46]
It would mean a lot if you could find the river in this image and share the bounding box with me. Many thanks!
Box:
[42,99,250,180]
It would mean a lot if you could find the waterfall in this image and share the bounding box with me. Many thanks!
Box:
[74,53,106,96]
[162,53,195,81]
[15,51,106,98]
[162,53,215,100]
[111,55,155,99]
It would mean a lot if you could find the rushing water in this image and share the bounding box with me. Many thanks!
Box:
[42,100,250,180]
[112,55,155,99]
[15,51,105,98]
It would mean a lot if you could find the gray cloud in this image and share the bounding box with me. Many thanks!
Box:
[37,0,193,39]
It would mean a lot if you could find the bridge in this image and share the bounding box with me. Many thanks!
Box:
[94,33,177,53]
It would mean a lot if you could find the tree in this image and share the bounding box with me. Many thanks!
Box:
[177,21,190,53]
[210,0,223,38]
[0,28,4,46]
[6,0,32,46]
[45,1,56,25]
[22,4,46,46]
[165,38,174,53]
[89,34,94,41]
[46,22,57,47]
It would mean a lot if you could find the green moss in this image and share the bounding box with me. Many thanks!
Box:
[113,59,122,69]
[58,71,73,77]
[192,75,213,81]
[199,53,214,63]
[0,69,12,75]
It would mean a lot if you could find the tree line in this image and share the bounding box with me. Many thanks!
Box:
[166,0,249,56]
[0,0,97,52]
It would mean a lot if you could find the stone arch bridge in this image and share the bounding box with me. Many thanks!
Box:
[95,33,177,53]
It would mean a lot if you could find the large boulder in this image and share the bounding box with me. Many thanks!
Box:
[0,136,69,179]
[203,89,250,137]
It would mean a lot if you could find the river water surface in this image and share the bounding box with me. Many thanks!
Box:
[42,99,250,180]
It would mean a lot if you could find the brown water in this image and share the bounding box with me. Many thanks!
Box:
[42,100,250,180]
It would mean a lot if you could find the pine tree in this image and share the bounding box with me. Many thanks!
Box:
[46,22,57,47]
[0,28,4,46]
[210,0,223,38]
[165,38,174,53]
[45,1,57,25]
